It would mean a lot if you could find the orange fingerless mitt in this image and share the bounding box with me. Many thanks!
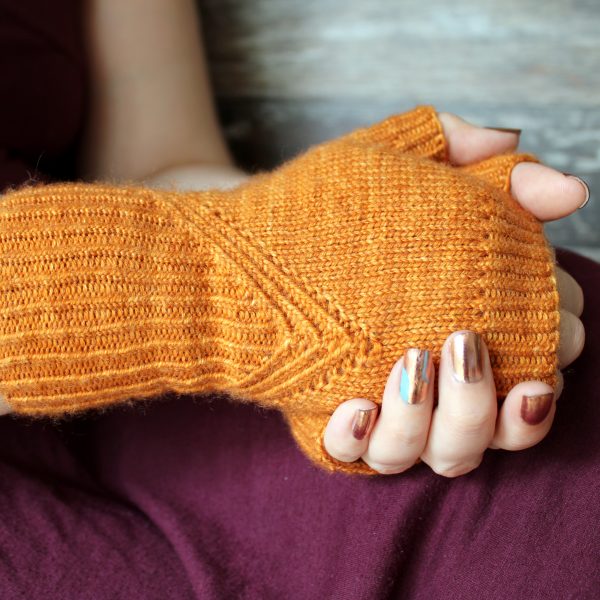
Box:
[0,106,559,475]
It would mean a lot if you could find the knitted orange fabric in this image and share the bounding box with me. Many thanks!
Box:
[0,106,559,475]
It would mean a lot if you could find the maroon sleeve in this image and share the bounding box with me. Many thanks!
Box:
[0,0,86,191]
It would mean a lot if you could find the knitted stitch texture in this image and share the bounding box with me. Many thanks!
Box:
[0,106,559,475]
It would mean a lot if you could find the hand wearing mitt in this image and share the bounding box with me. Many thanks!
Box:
[0,105,559,474]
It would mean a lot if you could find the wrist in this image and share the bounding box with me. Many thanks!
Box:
[142,163,250,191]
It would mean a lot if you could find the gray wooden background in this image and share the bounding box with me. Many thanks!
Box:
[199,0,600,261]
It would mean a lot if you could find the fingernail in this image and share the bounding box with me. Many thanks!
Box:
[484,126,522,136]
[450,331,484,383]
[521,393,554,425]
[351,407,378,440]
[399,348,431,404]
[563,174,590,209]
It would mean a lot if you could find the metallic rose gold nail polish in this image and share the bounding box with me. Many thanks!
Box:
[351,407,378,440]
[521,393,554,425]
[450,331,483,383]
[563,174,591,209]
[484,126,522,136]
[399,348,431,404]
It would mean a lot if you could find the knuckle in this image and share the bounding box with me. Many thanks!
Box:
[502,423,553,452]
[500,438,534,452]
[561,311,585,349]
[363,459,414,476]
[446,407,490,435]
[431,458,482,478]
[571,319,585,349]
[323,437,361,464]
[331,450,361,463]
[381,422,429,448]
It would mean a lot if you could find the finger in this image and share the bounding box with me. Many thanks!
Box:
[437,112,521,166]
[421,331,497,478]
[489,371,563,449]
[555,371,564,400]
[323,398,379,463]
[361,349,435,475]
[556,266,584,317]
[558,309,585,368]
[491,381,557,451]
[510,162,590,221]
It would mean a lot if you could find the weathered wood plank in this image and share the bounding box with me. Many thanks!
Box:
[201,0,600,104]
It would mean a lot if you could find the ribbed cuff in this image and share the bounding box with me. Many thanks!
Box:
[344,105,448,162]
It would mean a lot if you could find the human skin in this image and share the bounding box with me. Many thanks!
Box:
[0,0,585,479]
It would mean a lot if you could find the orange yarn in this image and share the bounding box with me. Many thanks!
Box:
[0,106,559,475]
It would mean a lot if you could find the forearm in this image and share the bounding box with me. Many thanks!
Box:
[80,0,232,181]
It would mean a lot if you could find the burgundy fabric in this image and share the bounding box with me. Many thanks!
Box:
[0,0,86,190]
[0,3,598,598]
